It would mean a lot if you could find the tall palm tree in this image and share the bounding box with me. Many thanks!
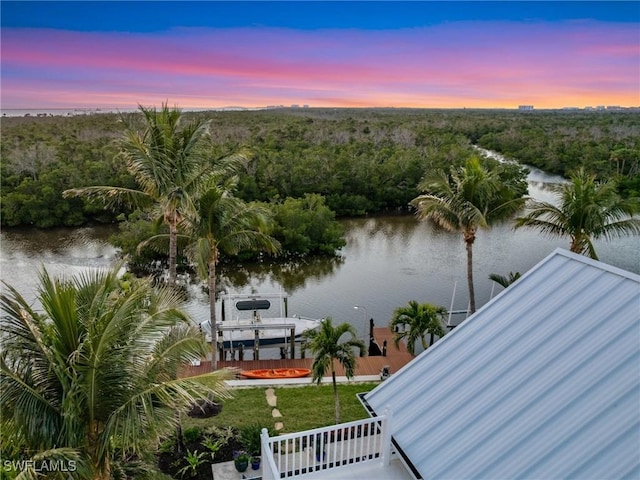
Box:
[181,183,280,370]
[390,301,447,355]
[303,318,365,424]
[0,266,230,480]
[411,156,527,313]
[515,168,640,259]
[64,103,247,285]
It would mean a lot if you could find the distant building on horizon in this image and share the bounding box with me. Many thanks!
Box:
[518,105,534,111]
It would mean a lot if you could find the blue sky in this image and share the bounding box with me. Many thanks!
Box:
[2,1,639,109]
[3,1,639,31]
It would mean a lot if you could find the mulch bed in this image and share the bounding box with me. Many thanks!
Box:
[157,401,244,479]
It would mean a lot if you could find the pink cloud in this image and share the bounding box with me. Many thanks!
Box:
[1,20,638,109]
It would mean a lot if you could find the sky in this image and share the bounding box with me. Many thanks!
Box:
[1,1,639,110]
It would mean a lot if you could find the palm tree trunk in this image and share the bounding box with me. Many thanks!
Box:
[168,217,178,286]
[88,421,110,480]
[570,233,586,255]
[94,467,110,480]
[464,228,476,314]
[332,364,340,424]
[175,411,186,454]
[209,257,218,371]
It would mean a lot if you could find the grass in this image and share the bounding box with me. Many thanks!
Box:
[276,383,378,432]
[183,381,379,434]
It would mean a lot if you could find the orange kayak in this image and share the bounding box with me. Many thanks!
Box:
[240,368,312,379]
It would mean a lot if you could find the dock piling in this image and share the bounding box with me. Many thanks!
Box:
[254,330,260,360]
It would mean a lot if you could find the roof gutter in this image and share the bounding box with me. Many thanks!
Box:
[357,392,423,480]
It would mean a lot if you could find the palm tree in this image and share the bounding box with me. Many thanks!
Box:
[181,184,280,370]
[64,103,247,285]
[515,168,640,260]
[303,318,365,424]
[0,266,230,480]
[411,156,528,313]
[390,301,448,355]
[488,271,521,289]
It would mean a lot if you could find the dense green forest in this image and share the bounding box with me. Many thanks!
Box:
[2,108,639,229]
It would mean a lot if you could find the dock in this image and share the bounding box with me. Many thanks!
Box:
[181,327,415,380]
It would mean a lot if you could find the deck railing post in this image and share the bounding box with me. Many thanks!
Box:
[261,428,278,480]
[381,407,392,466]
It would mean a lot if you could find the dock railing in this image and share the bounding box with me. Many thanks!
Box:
[260,409,392,479]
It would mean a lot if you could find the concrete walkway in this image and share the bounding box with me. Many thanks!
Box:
[211,460,261,479]
[225,374,380,388]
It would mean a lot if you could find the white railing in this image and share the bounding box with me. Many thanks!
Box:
[261,410,392,480]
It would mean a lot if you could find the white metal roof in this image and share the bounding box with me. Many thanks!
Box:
[364,248,640,479]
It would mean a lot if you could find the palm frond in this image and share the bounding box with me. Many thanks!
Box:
[389,301,447,355]
[1,263,232,475]
[62,186,152,211]
[515,168,640,258]
[303,318,363,383]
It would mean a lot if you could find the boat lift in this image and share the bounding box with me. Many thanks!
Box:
[217,322,297,360]
[446,281,471,330]
[204,291,321,361]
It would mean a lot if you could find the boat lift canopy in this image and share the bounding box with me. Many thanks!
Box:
[235,299,271,311]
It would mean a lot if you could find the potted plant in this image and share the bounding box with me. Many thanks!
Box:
[239,423,275,471]
[234,452,250,473]
[239,424,263,453]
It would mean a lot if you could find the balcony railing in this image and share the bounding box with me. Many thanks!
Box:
[261,409,391,480]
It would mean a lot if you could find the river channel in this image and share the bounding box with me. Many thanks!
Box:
[1,165,638,346]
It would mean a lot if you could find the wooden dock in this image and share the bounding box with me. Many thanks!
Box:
[181,327,415,379]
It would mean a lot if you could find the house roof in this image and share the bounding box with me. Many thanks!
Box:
[364,248,640,479]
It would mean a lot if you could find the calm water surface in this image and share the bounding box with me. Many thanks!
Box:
[1,166,638,342]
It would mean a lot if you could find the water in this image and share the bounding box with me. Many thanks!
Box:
[1,167,638,345]
[0,226,120,304]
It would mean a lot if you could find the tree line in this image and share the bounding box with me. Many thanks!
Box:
[2,108,639,229]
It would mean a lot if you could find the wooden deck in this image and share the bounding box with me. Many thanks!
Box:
[181,327,415,379]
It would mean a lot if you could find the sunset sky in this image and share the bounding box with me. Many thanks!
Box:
[1,1,639,110]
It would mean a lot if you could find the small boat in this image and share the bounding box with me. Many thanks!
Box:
[200,292,322,349]
[241,368,312,379]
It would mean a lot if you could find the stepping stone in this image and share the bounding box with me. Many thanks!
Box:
[272,408,282,418]
[265,390,277,407]
[275,422,284,431]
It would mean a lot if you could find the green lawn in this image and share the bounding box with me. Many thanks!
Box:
[184,382,379,434]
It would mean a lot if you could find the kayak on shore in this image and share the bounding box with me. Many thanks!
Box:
[240,368,312,379]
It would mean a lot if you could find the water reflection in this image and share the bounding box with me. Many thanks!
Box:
[1,226,117,260]
[218,255,345,294]
[1,159,638,346]
[1,226,119,304]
